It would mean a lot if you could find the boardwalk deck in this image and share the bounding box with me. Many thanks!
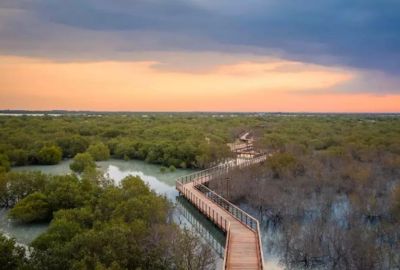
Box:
[176,156,265,270]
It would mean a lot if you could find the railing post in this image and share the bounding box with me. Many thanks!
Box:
[177,152,265,268]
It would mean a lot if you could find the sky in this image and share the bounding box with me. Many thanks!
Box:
[1,0,400,112]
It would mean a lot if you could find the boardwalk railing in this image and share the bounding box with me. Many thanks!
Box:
[176,155,267,185]
[194,182,259,231]
[177,182,230,232]
[192,173,265,269]
[176,160,236,185]
[222,222,231,269]
[176,197,225,257]
[176,155,267,269]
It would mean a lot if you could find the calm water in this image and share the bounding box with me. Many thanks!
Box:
[4,159,192,242]
[4,159,225,263]
[4,159,283,269]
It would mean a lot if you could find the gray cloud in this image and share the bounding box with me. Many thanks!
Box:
[0,0,400,75]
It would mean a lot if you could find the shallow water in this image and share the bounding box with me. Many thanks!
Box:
[13,159,192,200]
[6,159,227,264]
[0,209,47,246]
[7,159,285,269]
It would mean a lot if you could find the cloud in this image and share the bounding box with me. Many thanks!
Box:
[0,0,400,75]
[0,55,355,111]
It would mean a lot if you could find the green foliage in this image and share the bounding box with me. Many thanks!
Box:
[0,234,27,270]
[70,153,96,174]
[7,149,28,166]
[1,114,400,269]
[37,146,62,165]
[0,154,10,172]
[45,175,86,211]
[57,135,89,158]
[27,175,214,270]
[1,168,214,268]
[8,192,50,223]
[87,143,110,161]
[4,173,88,223]
[0,114,247,169]
[0,171,48,207]
[261,134,287,151]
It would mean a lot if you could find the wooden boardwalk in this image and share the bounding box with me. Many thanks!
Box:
[176,156,266,270]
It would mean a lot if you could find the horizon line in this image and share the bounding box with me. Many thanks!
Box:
[0,109,399,115]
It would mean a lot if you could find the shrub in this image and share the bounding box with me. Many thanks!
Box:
[37,146,62,165]
[70,153,96,174]
[87,143,110,161]
[9,192,51,223]
[0,234,27,269]
[0,154,11,172]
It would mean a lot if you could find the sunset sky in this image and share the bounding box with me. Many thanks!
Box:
[1,0,400,112]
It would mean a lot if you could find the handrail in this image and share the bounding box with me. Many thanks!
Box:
[194,182,259,231]
[222,222,231,269]
[176,153,267,269]
[177,155,267,185]
[256,221,265,269]
[176,182,230,233]
[178,155,267,232]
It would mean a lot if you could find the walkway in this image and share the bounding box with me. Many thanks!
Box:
[176,155,266,270]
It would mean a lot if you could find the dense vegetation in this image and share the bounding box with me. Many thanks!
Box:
[1,113,400,270]
[1,169,215,270]
[209,116,400,269]
[0,234,27,269]
[0,114,261,169]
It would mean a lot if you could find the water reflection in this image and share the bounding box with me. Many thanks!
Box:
[8,160,223,255]
[175,196,226,258]
[0,209,47,245]
[8,159,286,268]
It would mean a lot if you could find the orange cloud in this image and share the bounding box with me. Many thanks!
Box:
[0,55,398,112]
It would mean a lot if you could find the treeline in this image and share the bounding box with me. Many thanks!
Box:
[0,115,262,169]
[0,167,215,270]
[209,115,400,269]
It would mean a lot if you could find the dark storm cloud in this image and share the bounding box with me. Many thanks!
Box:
[1,0,400,73]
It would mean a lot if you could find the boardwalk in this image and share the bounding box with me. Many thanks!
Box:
[176,155,266,270]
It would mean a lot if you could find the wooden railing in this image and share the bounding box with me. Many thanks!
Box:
[176,155,267,269]
[176,160,236,185]
[194,183,259,231]
[176,156,267,186]
[176,197,225,257]
[177,183,230,232]
[222,222,231,269]
[193,177,265,269]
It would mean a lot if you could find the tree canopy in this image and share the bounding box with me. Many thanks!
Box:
[0,114,247,168]
[87,142,110,161]
[37,146,63,165]
[70,153,96,174]
[1,170,215,270]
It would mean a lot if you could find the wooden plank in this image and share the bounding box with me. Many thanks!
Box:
[178,178,263,270]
